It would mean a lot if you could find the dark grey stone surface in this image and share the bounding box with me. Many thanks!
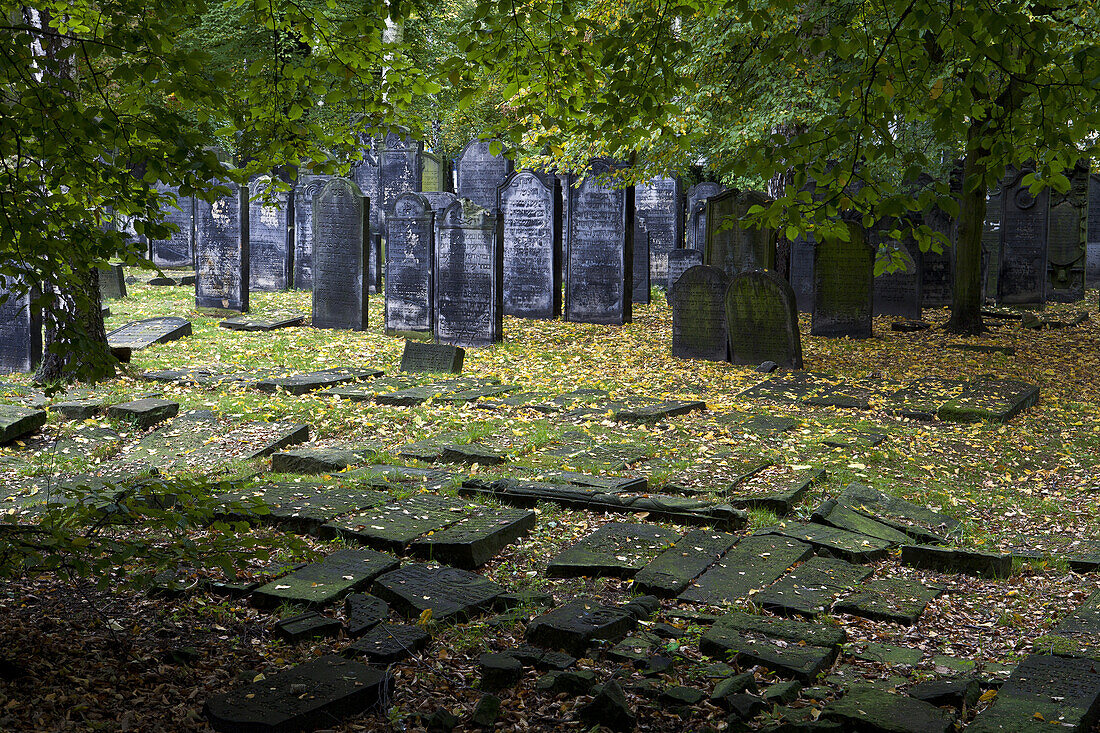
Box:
[291,174,332,290]
[500,171,562,319]
[726,269,803,369]
[632,232,650,304]
[526,598,637,656]
[251,548,399,608]
[1088,173,1100,287]
[399,341,464,373]
[548,523,679,578]
[0,280,41,373]
[667,249,702,291]
[997,167,1049,305]
[679,534,813,606]
[788,234,816,312]
[219,315,305,332]
[704,189,775,278]
[379,132,422,218]
[433,200,502,347]
[372,563,503,620]
[812,222,873,338]
[409,507,535,568]
[872,232,923,320]
[0,404,48,443]
[823,686,955,733]
[106,317,192,351]
[635,176,683,284]
[98,264,126,300]
[385,193,435,334]
[312,178,368,330]
[969,654,1100,733]
[756,555,871,617]
[248,177,291,292]
[456,139,512,215]
[833,577,942,625]
[669,265,729,362]
[106,398,179,429]
[150,183,195,268]
[685,182,725,252]
[345,623,429,664]
[195,185,249,312]
[634,529,738,597]
[1046,159,1089,302]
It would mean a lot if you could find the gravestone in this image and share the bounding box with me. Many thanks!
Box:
[149,184,194,268]
[1088,173,1100,287]
[1046,159,1089,302]
[670,265,730,362]
[997,166,1049,305]
[379,132,422,218]
[632,232,650,304]
[920,185,957,308]
[812,222,873,338]
[685,182,726,251]
[385,193,435,334]
[634,529,738,597]
[349,136,383,235]
[312,177,369,330]
[247,177,290,292]
[98,265,126,300]
[456,139,512,215]
[422,191,460,233]
[421,151,445,192]
[634,176,683,283]
[291,174,332,289]
[968,654,1100,733]
[251,548,399,608]
[547,523,678,578]
[788,235,816,312]
[982,187,1003,299]
[195,185,249,312]
[679,534,813,606]
[400,341,464,373]
[106,317,192,351]
[725,269,803,369]
[434,199,502,347]
[409,507,535,568]
[372,563,503,620]
[704,189,776,278]
[368,231,383,295]
[667,249,702,291]
[564,158,633,325]
[872,230,922,319]
[499,170,561,319]
[0,280,41,373]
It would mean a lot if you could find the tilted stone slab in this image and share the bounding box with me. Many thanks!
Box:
[634,529,739,597]
[344,593,389,636]
[729,468,824,515]
[436,384,517,404]
[541,439,650,472]
[543,471,647,493]
[901,544,1012,579]
[0,404,47,443]
[203,655,392,733]
[270,448,369,475]
[106,317,191,351]
[371,563,503,620]
[239,422,311,459]
[142,367,276,388]
[106,398,179,429]
[700,611,845,681]
[755,556,871,617]
[526,598,637,657]
[219,314,306,331]
[836,483,960,544]
[251,548,399,608]
[832,578,943,625]
[968,654,1100,733]
[804,381,886,410]
[547,523,679,578]
[217,482,389,534]
[613,400,706,424]
[822,685,955,733]
[345,623,429,664]
[938,377,1040,424]
[818,430,887,450]
[410,507,536,568]
[812,498,912,545]
[884,378,969,421]
[761,523,892,563]
[322,494,468,551]
[255,368,383,395]
[679,534,813,606]
[399,342,464,373]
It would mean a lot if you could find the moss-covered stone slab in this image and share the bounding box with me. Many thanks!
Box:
[321,494,468,551]
[216,482,389,534]
[901,544,1012,579]
[634,529,739,597]
[761,523,892,563]
[737,373,835,403]
[410,507,535,568]
[219,314,306,331]
[106,398,179,429]
[438,442,506,465]
[344,593,389,636]
[884,378,969,421]
[274,611,342,642]
[822,685,955,733]
[818,430,887,450]
[812,499,912,545]
[937,377,1040,424]
[343,464,456,491]
[679,534,813,606]
[0,404,47,443]
[317,375,421,402]
[700,612,844,681]
[613,400,706,424]
[804,381,885,410]
[543,471,647,493]
[832,578,943,625]
[526,598,637,656]
[371,563,503,620]
[203,655,392,733]
[967,654,1100,733]
[269,448,366,474]
[1033,590,1100,661]
[713,411,799,437]
[729,467,824,515]
[547,523,679,578]
[399,341,464,373]
[255,368,383,395]
[51,398,106,421]
[243,422,311,459]
[541,438,650,471]
[436,383,516,404]
[848,642,923,667]
[836,483,960,544]
[345,623,429,664]
[251,548,399,609]
[756,556,872,617]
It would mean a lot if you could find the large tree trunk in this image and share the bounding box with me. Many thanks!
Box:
[946,121,988,335]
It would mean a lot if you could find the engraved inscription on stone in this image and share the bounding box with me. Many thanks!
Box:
[385,193,435,334]
[633,232,650,304]
[380,132,422,218]
[685,182,725,251]
[0,279,41,373]
[1045,160,1088,302]
[434,200,502,347]
[312,177,368,330]
[350,136,382,234]
[667,249,702,291]
[871,228,922,320]
[195,185,249,312]
[248,176,290,292]
[421,151,444,193]
[982,188,1003,299]
[812,222,873,338]
[997,167,1049,305]
[1087,174,1100,287]
[670,265,729,362]
[457,139,512,215]
[635,177,683,283]
[705,190,776,279]
[292,174,332,290]
[150,183,194,268]
[500,171,560,319]
[726,269,802,369]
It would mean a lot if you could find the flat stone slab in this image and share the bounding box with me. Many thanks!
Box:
[968,654,1100,733]
[106,398,179,429]
[679,534,813,606]
[51,398,105,421]
[836,483,960,544]
[612,400,706,424]
[255,368,383,395]
[884,378,969,421]
[322,494,468,551]
[142,367,276,388]
[714,411,799,437]
[544,471,648,493]
[737,372,833,403]
[804,381,885,410]
[729,467,824,515]
[217,482,389,534]
[251,548,399,608]
[756,556,872,617]
[761,523,893,563]
[346,623,429,664]
[409,507,536,568]
[812,498,913,545]
[938,377,1040,423]
[547,523,679,578]
[526,598,637,656]
[818,430,887,450]
[634,529,739,597]
[541,438,650,471]
[274,611,342,642]
[106,317,191,351]
[1034,590,1100,660]
[0,404,47,443]
[269,448,368,474]
[822,685,955,733]
[832,578,943,625]
[219,314,306,331]
[700,611,845,681]
[203,655,392,733]
[400,342,464,373]
[344,593,389,636]
[901,544,1012,578]
[371,564,503,620]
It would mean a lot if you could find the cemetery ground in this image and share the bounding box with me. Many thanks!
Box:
[3,277,1100,731]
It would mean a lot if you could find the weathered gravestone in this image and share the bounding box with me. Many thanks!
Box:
[1088,173,1100,287]
[812,222,873,338]
[968,654,1100,733]
[372,563,504,620]
[726,270,803,369]
[788,235,816,313]
[632,232,650,304]
[704,189,776,279]
[434,199,502,347]
[499,171,561,319]
[380,131,422,217]
[291,174,332,290]
[107,317,192,351]
[997,166,1049,306]
[685,182,726,251]
[400,341,464,373]
[350,136,383,237]
[918,178,957,309]
[98,265,126,300]
[670,265,730,362]
[0,280,41,373]
[247,177,291,292]
[421,191,460,234]
[421,151,446,192]
[312,178,369,331]
[385,193,434,335]
[456,139,512,215]
[149,183,194,268]
[1046,159,1089,302]
[871,228,922,319]
[564,158,633,325]
[982,187,1003,299]
[667,249,702,290]
[195,185,249,312]
[635,176,683,283]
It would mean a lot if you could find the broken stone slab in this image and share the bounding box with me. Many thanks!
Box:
[0,404,48,443]
[822,685,955,733]
[836,483,960,544]
[700,611,845,681]
[322,494,469,551]
[219,314,306,331]
[679,534,813,607]
[274,611,342,642]
[900,545,1012,579]
[613,400,706,424]
[967,654,1100,733]
[269,448,369,475]
[106,398,179,429]
[634,529,739,597]
[342,464,456,492]
[812,499,912,545]
[409,507,535,568]
[804,381,884,410]
[372,563,503,621]
[479,653,523,691]
[216,482,389,535]
[937,377,1039,424]
[526,598,637,656]
[760,523,893,563]
[756,556,872,617]
[318,376,421,402]
[345,623,429,664]
[251,548,399,609]
[1033,589,1100,661]
[106,317,191,351]
[577,680,635,733]
[142,367,276,388]
[729,467,824,515]
[400,341,464,373]
[242,422,311,459]
[203,655,392,733]
[907,678,980,710]
[547,523,679,578]
[255,368,384,395]
[344,593,389,636]
[832,578,943,625]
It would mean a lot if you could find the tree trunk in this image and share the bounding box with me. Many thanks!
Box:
[946,121,987,335]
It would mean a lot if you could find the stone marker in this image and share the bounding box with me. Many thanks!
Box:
[812,498,912,545]
[967,654,1100,733]
[0,281,41,373]
[255,368,382,395]
[728,466,821,515]
[499,171,562,319]
[150,184,195,268]
[274,611,342,642]
[679,534,813,606]
[564,158,633,325]
[812,222,873,338]
[219,314,305,332]
[700,611,844,681]
[634,529,738,597]
[548,523,679,578]
[312,177,369,330]
[685,182,726,251]
[0,404,48,443]
[251,548,399,608]
[372,563,503,620]
[195,185,249,312]
[833,577,942,625]
[344,593,389,636]
[836,483,960,544]
[434,199,502,347]
[456,139,512,215]
[350,135,382,232]
[385,193,435,335]
[725,269,803,368]
[997,166,1049,305]
[203,655,392,733]
[872,233,923,319]
[1046,160,1089,302]
[938,377,1040,423]
[526,598,637,656]
[612,399,705,424]
[291,174,332,289]
[379,131,422,217]
[346,623,429,664]
[1088,173,1100,287]
[248,177,291,292]
[420,151,445,192]
[409,507,535,568]
[219,482,388,535]
[763,523,893,563]
[635,176,683,283]
[323,494,469,551]
[632,232,650,304]
[788,234,816,312]
[669,265,730,362]
[901,544,1012,578]
[106,317,192,351]
[400,341,464,373]
[982,187,1003,299]
[98,264,126,300]
[706,189,777,279]
[755,555,872,617]
[106,398,179,429]
[823,686,955,733]
[667,249,702,291]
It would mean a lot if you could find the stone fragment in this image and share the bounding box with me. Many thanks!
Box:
[219,314,305,331]
[832,578,942,625]
[469,694,501,729]
[526,598,637,656]
[712,673,759,706]
[763,680,802,705]
[0,404,47,443]
[106,398,179,429]
[967,654,1100,732]
[548,523,679,578]
[812,499,912,545]
[371,564,503,620]
[756,556,872,617]
[400,342,464,373]
[323,494,468,551]
[659,685,706,706]
[613,400,706,424]
[255,368,383,395]
[479,653,523,691]
[634,529,738,597]
[700,611,845,681]
[822,685,955,733]
[900,545,1012,578]
[576,680,635,733]
[106,317,191,351]
[907,678,980,710]
[937,377,1039,424]
[344,593,389,636]
[679,534,813,606]
[836,483,960,544]
[269,448,366,474]
[729,467,824,515]
[761,523,892,563]
[346,623,429,664]
[410,507,535,568]
[274,611,342,642]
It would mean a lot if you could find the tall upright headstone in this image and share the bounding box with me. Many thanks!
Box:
[812,222,873,338]
[1046,160,1089,302]
[788,235,816,313]
[292,174,333,290]
[150,184,195,268]
[726,269,803,369]
[633,232,651,304]
[0,280,41,373]
[385,193,435,335]
[312,178,368,330]
[456,140,512,215]
[997,167,1049,306]
[499,170,561,319]
[667,249,702,291]
[918,174,958,308]
[669,265,729,362]
[195,185,249,312]
[564,159,633,325]
[421,152,445,193]
[1088,173,1100,288]
[248,177,291,292]
[380,132,422,218]
[704,190,776,279]
[421,192,460,238]
[635,176,683,284]
[434,200,502,347]
[685,182,726,251]
[350,137,383,235]
[871,230,922,320]
[367,232,383,295]
[982,187,1003,300]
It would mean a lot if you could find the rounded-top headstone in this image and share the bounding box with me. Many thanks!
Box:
[669,265,730,362]
[499,170,560,320]
[457,139,512,214]
[312,177,368,331]
[725,269,803,369]
[393,191,432,219]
